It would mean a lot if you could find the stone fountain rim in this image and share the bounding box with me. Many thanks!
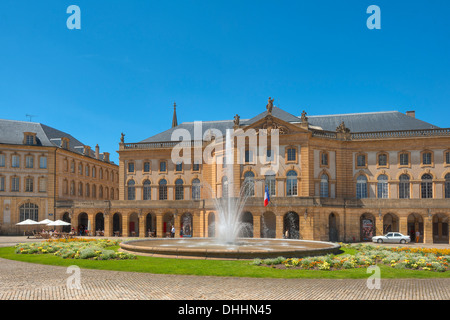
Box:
[120,237,341,260]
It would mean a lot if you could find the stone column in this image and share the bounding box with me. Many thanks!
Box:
[122,214,129,237]
[276,215,283,239]
[193,211,201,237]
[71,212,78,235]
[375,213,383,236]
[104,214,112,237]
[424,218,433,244]
[174,213,180,238]
[399,215,408,237]
[88,213,95,236]
[156,213,163,238]
[253,213,261,238]
[139,214,146,238]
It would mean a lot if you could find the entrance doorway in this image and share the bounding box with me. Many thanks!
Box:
[360,213,375,242]
[284,211,300,239]
[407,213,424,243]
[329,213,338,242]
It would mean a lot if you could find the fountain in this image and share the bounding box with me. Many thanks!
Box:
[120,129,340,259]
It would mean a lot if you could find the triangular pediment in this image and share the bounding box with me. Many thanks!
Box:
[240,114,308,135]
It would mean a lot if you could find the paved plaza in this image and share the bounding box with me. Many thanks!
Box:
[0,236,449,300]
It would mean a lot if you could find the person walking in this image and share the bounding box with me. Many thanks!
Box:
[415,230,421,243]
[171,225,175,238]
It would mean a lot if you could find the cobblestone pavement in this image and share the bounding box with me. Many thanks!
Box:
[0,236,449,300]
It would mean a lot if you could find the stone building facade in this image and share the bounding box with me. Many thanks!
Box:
[51,102,450,244]
[0,119,119,234]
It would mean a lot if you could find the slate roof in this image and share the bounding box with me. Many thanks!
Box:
[0,119,110,162]
[140,120,249,143]
[307,111,439,132]
[141,107,439,143]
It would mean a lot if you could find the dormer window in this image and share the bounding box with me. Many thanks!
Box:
[23,132,36,145]
[61,137,70,149]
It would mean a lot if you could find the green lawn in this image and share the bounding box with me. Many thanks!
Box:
[1,246,449,279]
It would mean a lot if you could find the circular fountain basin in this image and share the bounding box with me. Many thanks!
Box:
[120,238,341,260]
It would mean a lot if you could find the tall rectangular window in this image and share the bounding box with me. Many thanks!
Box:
[25,178,33,192]
[39,156,47,169]
[159,161,167,172]
[266,149,274,162]
[39,178,47,193]
[399,175,410,199]
[378,154,387,166]
[11,177,20,192]
[265,174,276,196]
[12,155,20,168]
[26,156,34,168]
[128,162,134,173]
[0,176,5,191]
[357,155,366,167]
[287,148,296,162]
[25,135,34,145]
[422,152,432,165]
[143,162,150,172]
[321,152,328,166]
[399,153,409,166]
[0,154,5,167]
[446,152,450,165]
[245,150,253,163]
[175,162,183,172]
[193,162,200,172]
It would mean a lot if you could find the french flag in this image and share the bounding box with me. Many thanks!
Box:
[264,186,270,207]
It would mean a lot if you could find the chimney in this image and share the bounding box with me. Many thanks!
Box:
[406,111,415,118]
[95,144,100,159]
[103,152,110,163]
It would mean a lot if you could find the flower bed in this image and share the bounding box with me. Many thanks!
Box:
[252,243,450,272]
[15,239,136,260]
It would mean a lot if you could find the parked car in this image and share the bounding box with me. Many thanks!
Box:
[372,232,411,244]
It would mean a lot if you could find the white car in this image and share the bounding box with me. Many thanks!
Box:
[372,232,411,244]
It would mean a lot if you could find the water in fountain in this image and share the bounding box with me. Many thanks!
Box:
[210,128,253,244]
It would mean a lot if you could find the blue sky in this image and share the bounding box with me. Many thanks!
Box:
[1,1,449,164]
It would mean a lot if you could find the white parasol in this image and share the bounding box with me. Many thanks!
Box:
[16,219,39,226]
[47,220,71,226]
[16,219,39,237]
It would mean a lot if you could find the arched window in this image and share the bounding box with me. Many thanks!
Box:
[19,203,38,222]
[399,174,410,199]
[175,179,184,200]
[127,180,135,200]
[143,180,151,200]
[222,176,228,198]
[320,174,329,198]
[244,171,255,197]
[356,175,368,199]
[421,174,433,199]
[192,179,201,200]
[159,179,167,200]
[286,170,298,196]
[445,174,450,199]
[377,174,388,198]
